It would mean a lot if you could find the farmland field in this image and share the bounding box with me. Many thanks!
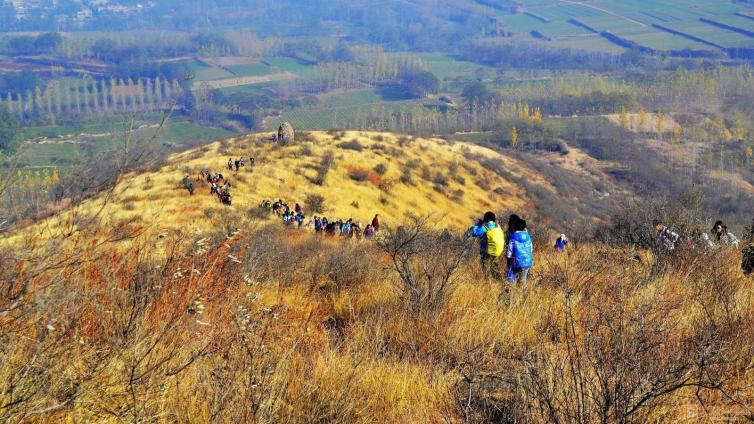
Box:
[261,57,317,76]
[263,89,440,130]
[15,121,232,170]
[482,0,754,54]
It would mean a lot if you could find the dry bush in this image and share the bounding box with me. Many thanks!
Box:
[400,168,414,186]
[374,163,388,176]
[347,166,384,186]
[337,139,365,152]
[305,194,327,214]
[141,176,154,191]
[298,143,314,156]
[377,216,472,315]
[313,151,335,186]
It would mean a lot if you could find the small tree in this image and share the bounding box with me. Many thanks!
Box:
[510,125,519,149]
[377,216,470,315]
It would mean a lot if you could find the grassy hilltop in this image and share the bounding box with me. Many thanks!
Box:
[1,130,754,422]
[6,130,553,246]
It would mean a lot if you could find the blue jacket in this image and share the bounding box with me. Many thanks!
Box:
[507,230,533,269]
[469,221,497,254]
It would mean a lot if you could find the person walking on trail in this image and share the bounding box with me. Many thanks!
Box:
[228,158,234,171]
[506,217,533,284]
[364,224,375,238]
[554,234,568,252]
[712,220,740,248]
[372,214,381,232]
[188,183,195,196]
[469,211,506,279]
[743,218,754,276]
[654,221,680,251]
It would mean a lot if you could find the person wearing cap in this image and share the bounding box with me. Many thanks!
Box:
[554,234,568,252]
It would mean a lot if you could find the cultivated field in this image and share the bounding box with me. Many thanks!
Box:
[488,0,754,54]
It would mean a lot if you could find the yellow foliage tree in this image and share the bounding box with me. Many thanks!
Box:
[724,128,733,143]
[533,107,542,122]
[510,125,519,149]
[619,106,629,129]
[639,107,648,132]
[656,112,664,141]
[673,126,682,145]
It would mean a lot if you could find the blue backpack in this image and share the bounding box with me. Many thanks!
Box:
[511,231,533,269]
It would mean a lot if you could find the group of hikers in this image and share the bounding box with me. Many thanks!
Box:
[259,199,381,239]
[655,219,742,251]
[469,211,754,285]
[181,157,258,206]
[227,157,254,172]
[468,212,535,284]
[655,218,754,275]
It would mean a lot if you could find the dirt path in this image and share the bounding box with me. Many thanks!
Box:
[193,72,297,90]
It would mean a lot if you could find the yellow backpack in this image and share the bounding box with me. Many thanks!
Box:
[485,225,505,257]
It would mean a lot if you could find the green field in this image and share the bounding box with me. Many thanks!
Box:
[187,60,234,81]
[226,63,274,76]
[262,57,317,76]
[483,0,754,53]
[404,53,496,80]
[15,121,232,169]
[264,89,440,130]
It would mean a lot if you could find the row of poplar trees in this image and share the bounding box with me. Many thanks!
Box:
[0,77,184,121]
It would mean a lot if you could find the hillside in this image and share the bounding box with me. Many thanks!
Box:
[8,130,612,246]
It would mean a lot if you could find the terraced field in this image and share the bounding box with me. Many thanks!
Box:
[486,0,754,55]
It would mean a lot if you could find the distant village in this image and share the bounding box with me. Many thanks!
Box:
[2,0,154,24]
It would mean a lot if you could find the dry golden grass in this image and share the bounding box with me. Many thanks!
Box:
[2,217,753,422]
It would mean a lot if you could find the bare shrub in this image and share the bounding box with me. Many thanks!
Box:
[476,178,490,191]
[348,166,369,182]
[305,194,327,214]
[377,216,471,315]
[142,176,154,191]
[313,152,335,186]
[297,131,315,142]
[298,144,314,156]
[400,168,414,186]
[406,158,422,169]
[347,166,383,186]
[374,163,388,175]
[337,139,364,151]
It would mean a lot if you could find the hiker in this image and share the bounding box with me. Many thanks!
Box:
[743,218,754,276]
[364,224,374,238]
[554,234,568,252]
[234,159,241,171]
[295,203,302,214]
[654,221,680,251]
[188,183,195,195]
[506,217,533,284]
[314,216,323,232]
[469,211,505,279]
[689,228,715,251]
[372,214,381,232]
[712,220,739,248]
[228,158,233,171]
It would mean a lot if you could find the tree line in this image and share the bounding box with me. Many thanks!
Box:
[0,77,184,121]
